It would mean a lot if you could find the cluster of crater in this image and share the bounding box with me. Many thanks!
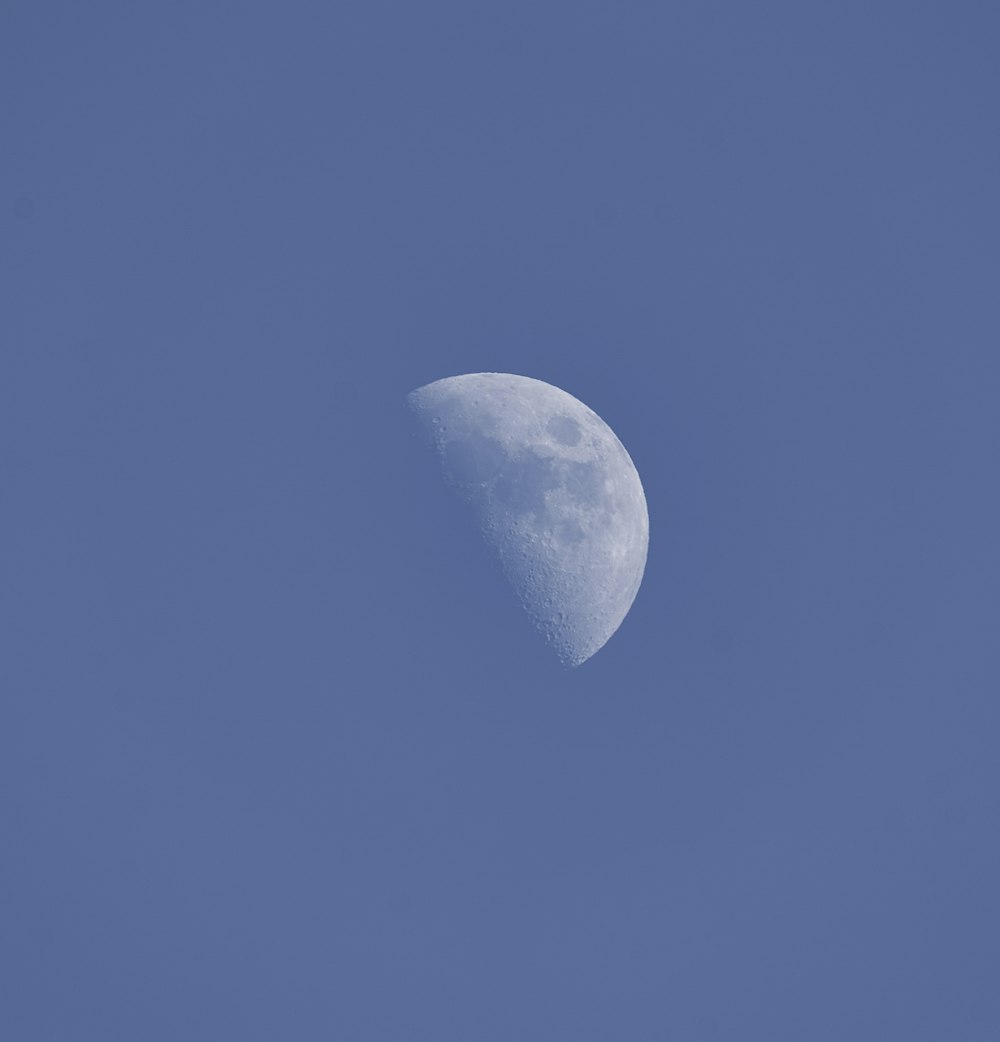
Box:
[409,372,648,666]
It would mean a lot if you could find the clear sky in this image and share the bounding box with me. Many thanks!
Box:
[3,2,998,1038]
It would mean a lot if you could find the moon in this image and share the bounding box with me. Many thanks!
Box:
[407,373,649,666]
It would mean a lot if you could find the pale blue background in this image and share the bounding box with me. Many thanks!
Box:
[3,3,998,1038]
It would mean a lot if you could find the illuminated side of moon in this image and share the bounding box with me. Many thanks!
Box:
[408,372,648,666]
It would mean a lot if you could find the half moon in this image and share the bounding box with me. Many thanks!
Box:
[407,372,648,666]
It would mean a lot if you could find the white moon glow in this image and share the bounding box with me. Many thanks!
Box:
[408,373,648,666]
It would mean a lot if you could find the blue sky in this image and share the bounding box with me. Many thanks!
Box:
[3,3,998,1038]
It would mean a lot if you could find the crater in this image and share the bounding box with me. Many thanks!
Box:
[547,414,582,446]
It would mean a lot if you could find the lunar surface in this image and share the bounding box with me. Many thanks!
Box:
[408,373,648,666]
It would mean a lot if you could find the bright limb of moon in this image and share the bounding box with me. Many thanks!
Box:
[407,373,649,666]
